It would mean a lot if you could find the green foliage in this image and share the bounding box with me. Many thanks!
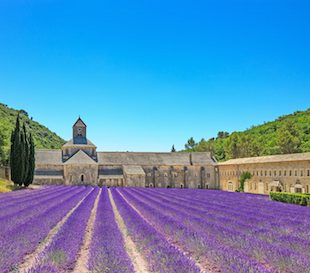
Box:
[237,171,252,192]
[185,137,197,150]
[270,192,310,206]
[10,115,36,187]
[0,103,65,165]
[277,120,301,154]
[184,108,310,161]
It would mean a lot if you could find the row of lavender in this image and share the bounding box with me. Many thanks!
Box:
[0,186,92,272]
[115,188,310,273]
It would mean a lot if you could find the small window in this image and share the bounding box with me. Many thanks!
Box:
[279,170,282,176]
[295,188,302,193]
[269,171,272,176]
[180,184,184,189]
[295,170,298,176]
[284,170,287,176]
[265,171,267,176]
[307,170,310,177]
[260,171,263,176]
[289,170,292,176]
[274,171,277,177]
[81,174,84,182]
[300,170,304,177]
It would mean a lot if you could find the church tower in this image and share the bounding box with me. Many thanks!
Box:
[73,117,87,144]
[62,117,97,162]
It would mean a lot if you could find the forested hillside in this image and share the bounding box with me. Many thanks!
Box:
[184,108,310,161]
[0,103,65,165]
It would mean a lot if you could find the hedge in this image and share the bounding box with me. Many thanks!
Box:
[270,192,310,206]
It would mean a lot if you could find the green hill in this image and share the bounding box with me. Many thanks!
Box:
[184,108,310,161]
[0,103,65,165]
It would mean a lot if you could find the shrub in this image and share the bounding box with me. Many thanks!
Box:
[270,192,310,206]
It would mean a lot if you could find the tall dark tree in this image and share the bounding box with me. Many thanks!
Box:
[21,124,29,183]
[10,114,35,187]
[25,133,35,187]
[171,145,176,152]
[10,115,23,185]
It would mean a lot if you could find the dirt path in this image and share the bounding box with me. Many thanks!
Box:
[108,189,150,273]
[72,188,102,273]
[116,189,215,273]
[17,188,94,273]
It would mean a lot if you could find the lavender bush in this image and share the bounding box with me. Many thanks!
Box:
[88,188,134,273]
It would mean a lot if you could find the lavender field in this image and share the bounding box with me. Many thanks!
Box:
[0,186,309,273]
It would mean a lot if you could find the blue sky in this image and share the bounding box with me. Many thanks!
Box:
[0,0,309,151]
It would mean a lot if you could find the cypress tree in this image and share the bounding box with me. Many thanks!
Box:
[25,133,35,187]
[22,124,28,183]
[10,114,35,187]
[10,115,22,185]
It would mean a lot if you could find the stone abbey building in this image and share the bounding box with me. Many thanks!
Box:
[34,118,218,189]
[34,118,310,194]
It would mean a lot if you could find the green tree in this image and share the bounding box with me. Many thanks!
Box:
[225,133,240,159]
[237,171,252,192]
[185,137,197,150]
[0,131,5,165]
[277,121,301,154]
[25,133,35,187]
[10,115,23,185]
[9,115,35,187]
[171,145,176,152]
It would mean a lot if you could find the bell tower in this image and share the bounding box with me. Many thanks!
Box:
[73,117,87,144]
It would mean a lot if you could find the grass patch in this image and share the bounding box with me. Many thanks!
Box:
[0,179,14,193]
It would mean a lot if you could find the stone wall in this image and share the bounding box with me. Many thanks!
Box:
[64,164,98,185]
[218,161,310,194]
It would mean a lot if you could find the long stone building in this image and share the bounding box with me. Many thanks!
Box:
[34,118,218,189]
[33,118,310,194]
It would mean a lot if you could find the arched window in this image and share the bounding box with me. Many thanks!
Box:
[81,174,84,182]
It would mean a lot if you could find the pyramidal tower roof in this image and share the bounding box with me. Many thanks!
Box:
[73,117,87,127]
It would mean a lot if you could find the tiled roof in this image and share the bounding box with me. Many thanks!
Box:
[97,152,214,166]
[218,152,310,165]
[123,165,145,175]
[64,150,97,165]
[62,138,96,147]
[35,150,63,165]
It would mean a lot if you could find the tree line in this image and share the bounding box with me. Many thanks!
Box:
[182,112,309,161]
[10,114,35,187]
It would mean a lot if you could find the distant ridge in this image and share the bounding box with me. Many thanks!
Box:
[0,103,65,165]
[184,108,310,162]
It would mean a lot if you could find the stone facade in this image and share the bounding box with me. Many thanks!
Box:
[34,118,217,188]
[218,154,310,194]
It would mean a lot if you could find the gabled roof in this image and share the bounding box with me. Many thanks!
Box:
[73,117,86,127]
[218,152,310,165]
[64,150,97,165]
[62,138,96,148]
[123,165,145,175]
[35,150,63,165]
